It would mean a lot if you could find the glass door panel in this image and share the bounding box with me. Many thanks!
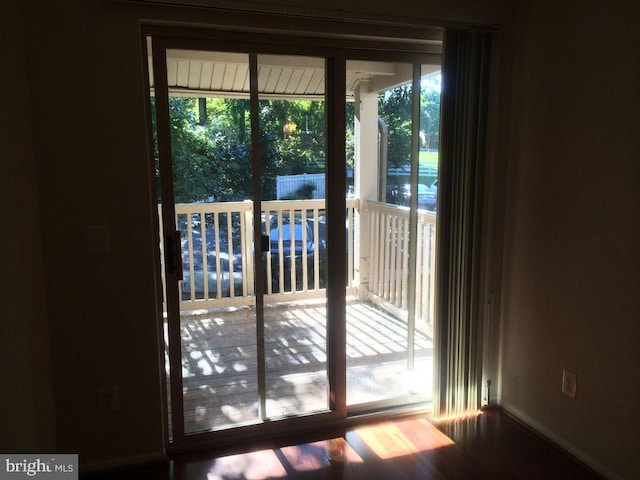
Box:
[155,41,440,441]
[345,60,439,408]
[159,48,333,438]
[165,49,260,434]
[257,54,330,418]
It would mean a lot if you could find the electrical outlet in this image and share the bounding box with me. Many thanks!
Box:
[97,386,120,413]
[562,370,577,399]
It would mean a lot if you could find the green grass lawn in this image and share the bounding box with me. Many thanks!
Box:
[387,151,438,187]
[419,150,439,167]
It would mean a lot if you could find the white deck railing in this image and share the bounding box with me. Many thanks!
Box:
[159,198,435,327]
[159,199,358,310]
[364,200,437,328]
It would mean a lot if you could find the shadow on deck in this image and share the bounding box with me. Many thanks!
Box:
[171,300,433,433]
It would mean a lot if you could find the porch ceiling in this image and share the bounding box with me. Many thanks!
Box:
[149,49,440,99]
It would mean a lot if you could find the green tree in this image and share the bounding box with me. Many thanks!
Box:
[378,83,440,168]
[152,96,327,203]
[421,89,440,150]
[379,85,413,168]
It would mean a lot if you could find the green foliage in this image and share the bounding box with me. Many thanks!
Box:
[166,98,252,203]
[379,86,413,168]
[421,89,440,150]
[152,96,329,203]
[152,81,438,203]
[259,100,326,171]
[379,84,441,168]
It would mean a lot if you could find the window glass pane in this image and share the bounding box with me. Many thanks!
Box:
[345,60,440,408]
[165,49,260,433]
[257,54,330,419]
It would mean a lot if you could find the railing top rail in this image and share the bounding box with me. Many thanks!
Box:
[345,198,359,208]
[173,200,253,214]
[364,199,409,213]
[261,199,326,210]
[363,199,437,221]
[169,198,360,214]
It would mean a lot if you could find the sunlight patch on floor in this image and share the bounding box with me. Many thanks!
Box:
[206,438,362,479]
[354,418,454,459]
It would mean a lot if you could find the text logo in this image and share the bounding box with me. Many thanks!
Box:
[1,455,77,479]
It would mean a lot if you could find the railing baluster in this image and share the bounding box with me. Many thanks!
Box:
[313,206,320,291]
[421,221,429,326]
[428,221,436,327]
[240,207,248,298]
[389,215,402,304]
[200,211,208,300]
[243,205,254,297]
[401,215,410,310]
[301,208,308,292]
[277,210,284,294]
[213,211,222,298]
[372,206,380,296]
[226,211,234,298]
[186,213,195,301]
[416,218,425,321]
[289,208,296,292]
[382,213,393,300]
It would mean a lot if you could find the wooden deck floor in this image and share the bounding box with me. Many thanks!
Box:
[175,300,433,433]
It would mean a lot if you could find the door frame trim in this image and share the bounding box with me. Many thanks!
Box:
[145,23,441,450]
[151,35,186,441]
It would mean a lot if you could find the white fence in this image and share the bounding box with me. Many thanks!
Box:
[276,173,326,199]
[387,165,438,178]
[276,167,437,200]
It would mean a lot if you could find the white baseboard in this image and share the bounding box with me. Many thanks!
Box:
[80,451,166,474]
[499,400,621,480]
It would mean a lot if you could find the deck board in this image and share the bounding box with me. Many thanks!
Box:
[172,300,433,433]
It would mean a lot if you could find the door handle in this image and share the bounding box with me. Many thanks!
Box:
[261,234,270,252]
[165,230,183,280]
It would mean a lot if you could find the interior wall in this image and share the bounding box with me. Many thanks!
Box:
[8,0,511,470]
[8,0,638,477]
[0,0,56,452]
[19,0,170,468]
[500,1,640,479]
[126,0,511,27]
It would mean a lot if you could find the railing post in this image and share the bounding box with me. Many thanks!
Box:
[355,199,368,298]
[428,218,437,327]
[244,202,255,296]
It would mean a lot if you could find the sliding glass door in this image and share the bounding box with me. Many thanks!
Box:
[148,30,441,445]
[345,61,440,409]
[256,54,330,419]
[153,41,335,442]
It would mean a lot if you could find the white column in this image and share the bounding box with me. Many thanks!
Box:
[354,83,379,293]
[354,84,379,202]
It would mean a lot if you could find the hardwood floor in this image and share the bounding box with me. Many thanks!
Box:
[82,409,606,479]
